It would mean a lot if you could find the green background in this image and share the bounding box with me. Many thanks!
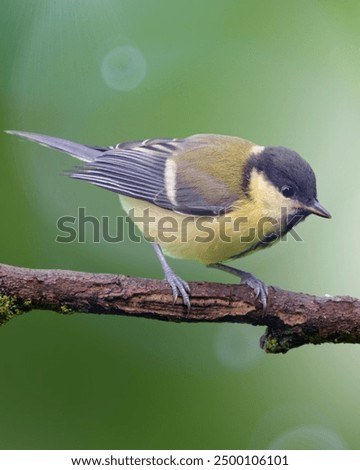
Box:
[0,0,359,450]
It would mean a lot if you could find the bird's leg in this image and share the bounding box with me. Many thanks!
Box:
[151,243,191,312]
[207,263,268,311]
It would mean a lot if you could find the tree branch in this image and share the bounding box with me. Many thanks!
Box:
[0,262,358,353]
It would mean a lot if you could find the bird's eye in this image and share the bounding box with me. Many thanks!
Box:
[281,185,294,198]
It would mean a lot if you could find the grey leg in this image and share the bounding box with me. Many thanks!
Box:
[208,263,269,311]
[152,243,191,311]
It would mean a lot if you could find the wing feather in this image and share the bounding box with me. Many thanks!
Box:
[69,141,176,209]
[68,135,244,215]
[8,130,253,216]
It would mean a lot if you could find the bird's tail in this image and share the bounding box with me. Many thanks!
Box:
[5,130,103,162]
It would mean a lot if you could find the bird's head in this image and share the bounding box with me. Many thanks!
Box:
[243,146,331,231]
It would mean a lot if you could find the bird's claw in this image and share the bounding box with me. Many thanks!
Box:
[240,272,269,312]
[165,270,191,312]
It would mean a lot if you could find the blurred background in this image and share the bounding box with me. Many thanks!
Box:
[0,0,359,450]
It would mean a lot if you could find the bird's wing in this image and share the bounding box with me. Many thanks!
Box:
[70,134,253,216]
[7,130,254,216]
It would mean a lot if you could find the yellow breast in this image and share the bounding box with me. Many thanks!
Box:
[120,183,285,265]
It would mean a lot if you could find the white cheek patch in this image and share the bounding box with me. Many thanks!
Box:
[249,169,294,218]
[165,159,177,205]
[250,169,274,197]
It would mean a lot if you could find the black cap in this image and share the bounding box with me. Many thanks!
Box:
[243,146,317,206]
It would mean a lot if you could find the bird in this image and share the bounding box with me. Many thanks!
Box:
[6,130,331,311]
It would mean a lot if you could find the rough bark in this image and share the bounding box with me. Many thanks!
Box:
[0,263,358,353]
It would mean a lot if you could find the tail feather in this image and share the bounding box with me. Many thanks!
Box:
[5,130,102,162]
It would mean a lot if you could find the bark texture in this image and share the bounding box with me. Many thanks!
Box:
[0,263,358,353]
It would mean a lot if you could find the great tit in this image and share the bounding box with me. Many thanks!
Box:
[6,130,331,311]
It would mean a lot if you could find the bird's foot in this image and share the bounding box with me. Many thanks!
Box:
[151,242,191,312]
[207,263,269,312]
[164,268,191,312]
[240,271,269,312]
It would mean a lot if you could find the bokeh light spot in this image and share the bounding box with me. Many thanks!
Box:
[268,425,346,450]
[101,45,147,91]
[215,324,264,371]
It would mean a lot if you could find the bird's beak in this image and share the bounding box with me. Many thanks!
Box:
[306,200,332,219]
